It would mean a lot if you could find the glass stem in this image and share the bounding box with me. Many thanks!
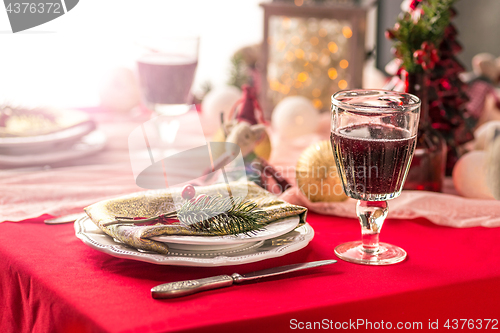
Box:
[356,200,388,253]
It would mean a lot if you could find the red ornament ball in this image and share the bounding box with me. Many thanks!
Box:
[181,185,196,200]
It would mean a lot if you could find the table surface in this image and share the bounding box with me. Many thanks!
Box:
[1,212,500,333]
[1,109,500,333]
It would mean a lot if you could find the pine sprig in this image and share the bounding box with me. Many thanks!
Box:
[177,196,266,235]
[105,196,267,236]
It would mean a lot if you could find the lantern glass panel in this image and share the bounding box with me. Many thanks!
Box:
[267,15,353,111]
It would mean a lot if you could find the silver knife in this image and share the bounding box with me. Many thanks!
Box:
[151,259,337,299]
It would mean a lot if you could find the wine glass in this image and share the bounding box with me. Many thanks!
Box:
[330,90,420,265]
[136,35,199,117]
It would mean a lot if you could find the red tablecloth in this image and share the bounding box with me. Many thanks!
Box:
[1,212,500,333]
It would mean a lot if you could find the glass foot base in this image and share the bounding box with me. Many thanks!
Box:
[334,241,406,265]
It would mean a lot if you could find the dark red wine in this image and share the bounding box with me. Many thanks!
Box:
[137,54,197,105]
[331,124,416,199]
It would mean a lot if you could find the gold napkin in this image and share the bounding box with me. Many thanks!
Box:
[84,182,307,254]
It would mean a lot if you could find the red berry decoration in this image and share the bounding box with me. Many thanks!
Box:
[385,30,396,40]
[421,41,431,52]
[413,50,425,64]
[430,49,439,63]
[409,0,422,10]
[181,184,196,200]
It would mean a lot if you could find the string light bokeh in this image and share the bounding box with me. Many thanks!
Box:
[266,16,353,111]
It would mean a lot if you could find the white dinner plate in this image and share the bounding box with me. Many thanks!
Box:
[74,215,314,267]
[0,130,106,167]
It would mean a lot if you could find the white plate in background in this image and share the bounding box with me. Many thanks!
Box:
[0,121,96,155]
[0,130,106,167]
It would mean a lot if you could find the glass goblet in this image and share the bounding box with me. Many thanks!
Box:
[136,35,199,117]
[330,89,420,265]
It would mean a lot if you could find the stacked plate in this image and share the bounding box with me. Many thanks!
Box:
[0,107,106,167]
[75,215,315,267]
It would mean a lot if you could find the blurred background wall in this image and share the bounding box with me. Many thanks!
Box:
[376,0,500,73]
[0,0,498,108]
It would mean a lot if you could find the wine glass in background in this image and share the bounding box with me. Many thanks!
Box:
[136,36,199,117]
[330,90,420,265]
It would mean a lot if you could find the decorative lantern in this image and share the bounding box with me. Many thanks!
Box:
[260,0,369,115]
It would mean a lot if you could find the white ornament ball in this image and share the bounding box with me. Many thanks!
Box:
[474,120,500,151]
[201,86,242,130]
[272,96,319,138]
[452,150,494,199]
[486,136,500,200]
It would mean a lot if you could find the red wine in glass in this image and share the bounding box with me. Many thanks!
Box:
[331,123,416,200]
[137,53,198,115]
[330,89,420,266]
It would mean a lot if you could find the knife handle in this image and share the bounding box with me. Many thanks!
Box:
[151,275,234,299]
